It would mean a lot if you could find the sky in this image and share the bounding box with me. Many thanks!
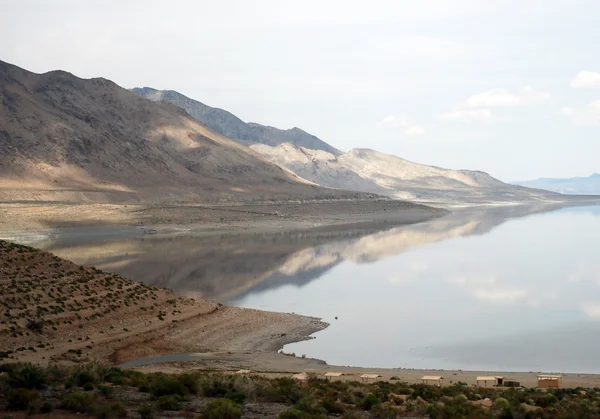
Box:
[2,0,600,181]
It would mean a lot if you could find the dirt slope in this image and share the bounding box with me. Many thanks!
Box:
[0,60,373,204]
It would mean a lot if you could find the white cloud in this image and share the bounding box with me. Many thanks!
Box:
[570,71,600,89]
[380,115,425,136]
[561,100,600,126]
[441,86,550,123]
[466,89,522,107]
[440,108,492,122]
[466,86,551,108]
[581,302,600,319]
[472,287,528,303]
[404,125,426,137]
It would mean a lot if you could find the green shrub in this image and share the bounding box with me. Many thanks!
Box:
[225,391,247,405]
[41,402,53,413]
[370,403,398,419]
[60,391,96,413]
[98,384,113,398]
[83,381,95,391]
[7,388,40,410]
[156,394,183,411]
[296,395,326,415]
[138,403,155,419]
[150,374,187,397]
[267,378,304,404]
[5,364,47,389]
[202,398,242,419]
[361,394,380,410]
[322,397,345,414]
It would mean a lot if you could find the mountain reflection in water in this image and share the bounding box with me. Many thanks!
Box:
[34,203,600,372]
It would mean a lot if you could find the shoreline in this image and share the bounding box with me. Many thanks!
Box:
[4,201,600,389]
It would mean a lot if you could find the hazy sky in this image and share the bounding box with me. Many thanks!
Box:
[2,0,600,181]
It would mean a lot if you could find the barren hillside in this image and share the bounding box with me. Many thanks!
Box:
[251,143,561,206]
[132,87,341,155]
[0,60,372,204]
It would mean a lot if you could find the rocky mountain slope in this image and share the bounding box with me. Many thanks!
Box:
[136,87,568,207]
[252,143,561,206]
[514,173,600,195]
[0,60,374,204]
[132,87,341,155]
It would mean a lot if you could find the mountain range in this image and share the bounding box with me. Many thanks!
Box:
[0,60,374,204]
[134,87,563,207]
[513,174,600,195]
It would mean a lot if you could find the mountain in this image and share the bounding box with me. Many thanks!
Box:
[513,174,600,195]
[135,87,571,207]
[251,143,561,206]
[132,87,341,155]
[0,60,373,204]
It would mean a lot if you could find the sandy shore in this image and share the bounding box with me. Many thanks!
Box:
[0,200,445,234]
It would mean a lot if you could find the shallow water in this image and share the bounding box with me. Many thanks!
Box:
[25,204,600,373]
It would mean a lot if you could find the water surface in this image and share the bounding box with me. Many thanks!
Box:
[25,204,600,373]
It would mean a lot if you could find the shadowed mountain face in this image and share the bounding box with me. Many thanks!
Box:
[0,60,371,204]
[131,87,341,155]
[32,203,567,303]
[514,174,600,195]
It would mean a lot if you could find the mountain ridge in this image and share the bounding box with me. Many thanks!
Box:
[0,60,375,204]
[132,87,342,155]
[513,173,600,195]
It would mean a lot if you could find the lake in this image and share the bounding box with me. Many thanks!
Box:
[18,204,600,373]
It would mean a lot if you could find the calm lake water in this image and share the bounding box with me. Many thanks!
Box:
[19,204,600,373]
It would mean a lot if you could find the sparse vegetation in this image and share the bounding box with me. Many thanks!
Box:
[1,364,600,418]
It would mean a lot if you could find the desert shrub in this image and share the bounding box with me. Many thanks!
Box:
[267,378,305,404]
[40,401,53,413]
[108,402,128,418]
[225,391,247,405]
[98,384,113,398]
[198,374,233,398]
[494,397,510,410]
[60,391,96,413]
[371,403,398,419]
[26,319,44,333]
[361,394,380,410]
[150,374,187,397]
[156,394,183,411]
[138,403,155,419]
[73,368,98,387]
[6,388,40,410]
[296,395,326,415]
[202,398,242,419]
[83,381,95,391]
[322,397,345,414]
[5,364,47,389]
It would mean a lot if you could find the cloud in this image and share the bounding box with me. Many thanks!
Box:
[380,115,425,136]
[441,86,550,123]
[561,100,600,126]
[472,287,528,303]
[466,86,551,108]
[570,71,600,89]
[440,108,492,122]
[581,302,600,319]
[404,125,426,137]
[466,89,522,107]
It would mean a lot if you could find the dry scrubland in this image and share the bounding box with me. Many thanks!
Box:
[0,240,325,366]
[2,363,600,419]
